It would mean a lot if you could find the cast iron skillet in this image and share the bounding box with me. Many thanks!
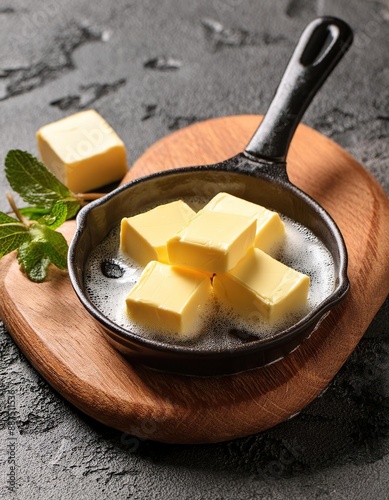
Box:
[68,17,353,376]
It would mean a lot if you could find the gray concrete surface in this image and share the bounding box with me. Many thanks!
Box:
[1,0,388,498]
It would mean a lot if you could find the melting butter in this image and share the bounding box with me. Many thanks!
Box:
[84,198,335,348]
[203,192,285,252]
[167,209,256,274]
[125,260,212,338]
[213,247,310,323]
[120,200,195,266]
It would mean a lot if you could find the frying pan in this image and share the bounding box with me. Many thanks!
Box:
[68,17,353,376]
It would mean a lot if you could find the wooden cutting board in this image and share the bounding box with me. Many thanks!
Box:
[1,115,389,444]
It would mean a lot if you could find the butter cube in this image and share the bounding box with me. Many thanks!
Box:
[126,261,212,337]
[203,192,285,252]
[37,110,127,193]
[120,200,196,266]
[213,248,310,323]
[167,210,256,274]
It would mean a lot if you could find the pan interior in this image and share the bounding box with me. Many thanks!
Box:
[72,164,344,353]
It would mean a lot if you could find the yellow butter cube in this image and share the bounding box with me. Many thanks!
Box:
[126,261,212,337]
[167,209,256,274]
[213,248,310,323]
[37,109,127,193]
[203,192,285,252]
[120,200,196,266]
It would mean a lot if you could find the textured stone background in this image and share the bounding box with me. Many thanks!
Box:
[1,0,388,498]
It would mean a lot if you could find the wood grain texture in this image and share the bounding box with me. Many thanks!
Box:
[1,115,388,444]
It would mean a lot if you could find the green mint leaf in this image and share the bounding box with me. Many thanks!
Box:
[38,201,68,230]
[19,206,52,220]
[5,150,80,212]
[17,223,69,282]
[0,212,30,258]
[29,224,68,270]
[63,199,80,220]
[17,240,50,283]
[38,225,68,270]
[20,199,79,222]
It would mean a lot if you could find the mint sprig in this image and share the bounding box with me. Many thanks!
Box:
[0,150,103,282]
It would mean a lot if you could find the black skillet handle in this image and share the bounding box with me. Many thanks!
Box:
[244,17,353,163]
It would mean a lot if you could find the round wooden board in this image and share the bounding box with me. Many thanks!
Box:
[1,115,389,444]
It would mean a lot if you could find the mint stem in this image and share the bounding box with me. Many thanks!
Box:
[75,192,106,206]
[76,192,105,200]
[6,192,31,227]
